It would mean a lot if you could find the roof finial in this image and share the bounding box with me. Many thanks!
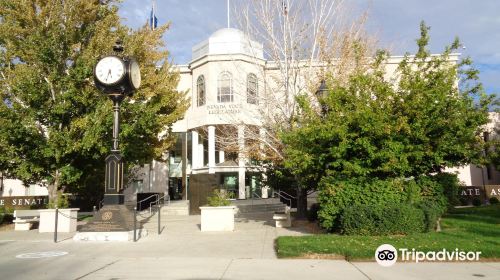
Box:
[227,0,230,28]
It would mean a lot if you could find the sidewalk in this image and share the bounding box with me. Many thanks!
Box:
[0,214,499,280]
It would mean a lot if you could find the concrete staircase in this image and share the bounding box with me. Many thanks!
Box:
[232,198,288,217]
[160,200,189,216]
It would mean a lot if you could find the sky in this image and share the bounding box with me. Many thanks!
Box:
[118,0,500,95]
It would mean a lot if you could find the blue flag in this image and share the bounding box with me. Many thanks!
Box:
[149,7,158,30]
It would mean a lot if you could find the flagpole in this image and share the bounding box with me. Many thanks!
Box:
[153,0,156,30]
[227,0,230,28]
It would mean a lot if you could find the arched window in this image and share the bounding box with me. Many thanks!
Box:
[196,75,205,106]
[247,73,258,105]
[217,71,233,103]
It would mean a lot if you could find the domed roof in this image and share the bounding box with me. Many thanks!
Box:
[192,28,264,61]
[209,28,246,42]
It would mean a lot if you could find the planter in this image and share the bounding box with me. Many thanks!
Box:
[38,208,79,233]
[199,206,236,231]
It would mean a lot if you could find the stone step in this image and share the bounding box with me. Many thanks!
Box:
[161,208,189,216]
[160,200,190,216]
[235,203,286,214]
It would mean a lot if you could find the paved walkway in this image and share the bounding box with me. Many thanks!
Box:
[0,213,498,279]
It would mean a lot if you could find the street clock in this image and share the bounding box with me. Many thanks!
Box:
[94,43,141,97]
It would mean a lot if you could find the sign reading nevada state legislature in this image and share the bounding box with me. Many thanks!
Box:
[207,104,242,114]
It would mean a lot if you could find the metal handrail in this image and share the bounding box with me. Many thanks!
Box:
[137,193,159,211]
[149,193,170,213]
[278,190,296,199]
[273,191,292,208]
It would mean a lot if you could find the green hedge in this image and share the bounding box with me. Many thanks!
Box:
[340,203,425,235]
[317,174,452,232]
[317,177,406,231]
[433,173,462,207]
[416,200,446,232]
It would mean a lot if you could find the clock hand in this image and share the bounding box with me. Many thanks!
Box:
[106,69,111,81]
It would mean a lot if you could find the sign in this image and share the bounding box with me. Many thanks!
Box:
[458,185,500,200]
[207,104,242,114]
[459,187,483,197]
[0,196,48,210]
[484,185,500,198]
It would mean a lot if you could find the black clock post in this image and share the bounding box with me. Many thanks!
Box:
[75,40,141,240]
[93,40,141,205]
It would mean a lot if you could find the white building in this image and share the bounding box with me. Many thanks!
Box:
[445,112,500,186]
[4,27,497,208]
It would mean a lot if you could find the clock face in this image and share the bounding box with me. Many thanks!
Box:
[129,60,141,89]
[95,56,125,85]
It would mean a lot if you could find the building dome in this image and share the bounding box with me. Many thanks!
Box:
[192,28,264,61]
[209,28,246,42]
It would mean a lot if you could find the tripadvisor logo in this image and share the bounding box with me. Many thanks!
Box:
[375,244,397,267]
[375,244,481,267]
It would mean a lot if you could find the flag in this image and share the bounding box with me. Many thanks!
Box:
[149,6,158,30]
[282,0,288,16]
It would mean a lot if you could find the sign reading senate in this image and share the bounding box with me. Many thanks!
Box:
[0,196,48,209]
[207,104,242,114]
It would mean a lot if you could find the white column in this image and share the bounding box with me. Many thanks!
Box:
[191,130,199,169]
[259,127,269,198]
[198,142,204,167]
[219,150,225,163]
[238,125,246,199]
[259,127,266,157]
[208,125,216,173]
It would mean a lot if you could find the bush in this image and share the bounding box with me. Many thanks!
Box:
[433,173,462,206]
[48,191,70,209]
[0,206,4,224]
[207,189,232,207]
[460,197,470,206]
[317,177,406,231]
[472,197,482,207]
[307,203,320,222]
[416,200,446,232]
[489,197,499,205]
[414,176,448,209]
[340,203,425,235]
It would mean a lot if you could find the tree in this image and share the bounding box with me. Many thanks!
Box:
[281,21,493,229]
[0,0,188,206]
[226,0,375,217]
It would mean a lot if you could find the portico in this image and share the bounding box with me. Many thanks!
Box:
[190,124,249,200]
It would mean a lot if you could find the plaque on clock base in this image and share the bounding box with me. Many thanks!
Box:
[73,205,147,242]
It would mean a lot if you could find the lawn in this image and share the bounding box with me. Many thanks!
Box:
[276,204,500,260]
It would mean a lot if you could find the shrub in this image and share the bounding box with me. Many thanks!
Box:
[416,200,446,232]
[460,197,470,206]
[207,189,232,207]
[0,206,4,224]
[48,191,70,209]
[307,203,320,222]
[489,197,499,205]
[472,197,482,207]
[340,203,425,235]
[414,176,448,210]
[433,173,462,206]
[317,177,406,231]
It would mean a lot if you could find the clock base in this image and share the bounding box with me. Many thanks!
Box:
[103,194,125,205]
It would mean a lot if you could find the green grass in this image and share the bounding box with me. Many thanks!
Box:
[77,215,94,222]
[276,204,500,260]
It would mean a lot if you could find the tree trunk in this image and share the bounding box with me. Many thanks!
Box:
[48,170,60,207]
[296,186,308,219]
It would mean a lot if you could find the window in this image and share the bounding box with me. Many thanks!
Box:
[217,72,233,103]
[196,75,205,106]
[247,73,258,104]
